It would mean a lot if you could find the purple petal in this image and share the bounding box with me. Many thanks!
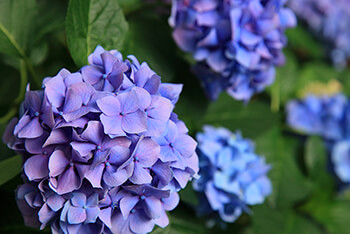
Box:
[71,193,87,207]
[134,64,155,87]
[85,207,100,223]
[147,96,173,121]
[173,169,191,189]
[108,146,130,165]
[135,138,159,167]
[154,209,169,228]
[71,142,96,158]
[162,192,179,211]
[24,155,49,181]
[96,96,121,116]
[120,196,139,218]
[18,117,43,139]
[38,203,56,229]
[46,194,65,212]
[48,150,69,177]
[144,197,162,219]
[99,207,112,228]
[129,211,155,234]
[118,91,139,113]
[173,135,197,158]
[85,163,104,188]
[129,163,153,184]
[144,75,160,94]
[43,129,68,147]
[101,52,118,74]
[81,65,103,85]
[151,161,173,186]
[45,74,66,108]
[103,165,132,187]
[100,115,125,136]
[54,167,81,195]
[122,110,147,134]
[159,83,183,104]
[67,206,86,224]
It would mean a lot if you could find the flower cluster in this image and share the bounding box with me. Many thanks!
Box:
[3,46,199,233]
[286,92,350,183]
[288,0,350,68]
[169,0,296,101]
[193,125,271,223]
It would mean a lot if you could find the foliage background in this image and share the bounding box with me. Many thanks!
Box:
[0,0,350,233]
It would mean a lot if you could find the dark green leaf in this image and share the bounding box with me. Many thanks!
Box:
[255,128,313,208]
[0,0,37,57]
[66,0,128,67]
[201,93,280,139]
[0,155,22,186]
[252,204,324,234]
[178,183,198,206]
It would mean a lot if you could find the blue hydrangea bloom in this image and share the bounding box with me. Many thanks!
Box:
[286,93,348,141]
[288,0,350,68]
[4,46,199,234]
[169,0,296,101]
[193,125,272,223]
[332,140,350,183]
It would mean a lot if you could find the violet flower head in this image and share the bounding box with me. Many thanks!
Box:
[170,0,296,101]
[4,46,198,234]
[288,0,350,68]
[193,125,272,223]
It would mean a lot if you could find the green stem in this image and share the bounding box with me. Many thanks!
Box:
[271,77,280,112]
[23,56,41,87]
[14,59,27,105]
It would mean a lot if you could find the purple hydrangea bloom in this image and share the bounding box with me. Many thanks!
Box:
[288,0,350,68]
[4,46,198,234]
[193,125,272,223]
[286,93,348,141]
[169,0,296,101]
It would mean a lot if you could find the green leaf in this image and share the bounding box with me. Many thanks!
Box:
[178,183,198,206]
[286,26,325,59]
[255,128,313,208]
[0,0,37,57]
[201,93,280,139]
[0,155,22,186]
[66,0,128,67]
[252,204,324,234]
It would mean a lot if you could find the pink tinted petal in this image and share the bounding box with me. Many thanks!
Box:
[45,75,66,108]
[163,192,179,211]
[47,194,65,212]
[99,207,112,228]
[96,96,121,116]
[133,87,151,109]
[13,115,30,136]
[49,150,69,177]
[147,96,173,121]
[122,110,147,134]
[103,165,131,187]
[43,129,68,147]
[24,155,49,181]
[67,206,86,224]
[173,169,191,189]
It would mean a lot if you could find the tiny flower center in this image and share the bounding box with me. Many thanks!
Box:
[120,112,125,116]
[140,195,145,200]
[34,112,40,117]
[105,161,110,167]
[169,143,174,148]
[134,156,139,162]
[43,151,48,155]
[111,201,118,209]
[59,111,63,116]
[161,198,165,202]
[131,209,135,214]
[102,74,108,79]
[96,145,101,150]
[70,162,74,167]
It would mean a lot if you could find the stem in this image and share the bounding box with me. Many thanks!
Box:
[23,56,41,87]
[271,77,280,112]
[14,60,27,105]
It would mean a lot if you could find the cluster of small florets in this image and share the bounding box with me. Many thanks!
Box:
[288,0,350,68]
[169,0,296,101]
[286,92,350,183]
[3,46,199,234]
[193,126,271,223]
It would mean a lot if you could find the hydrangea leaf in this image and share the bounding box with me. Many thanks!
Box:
[202,93,280,139]
[252,204,323,234]
[255,128,313,208]
[0,155,21,186]
[0,0,37,57]
[305,136,334,190]
[66,0,128,67]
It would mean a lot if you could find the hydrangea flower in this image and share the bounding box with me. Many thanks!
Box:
[286,92,350,185]
[286,93,348,141]
[169,0,296,101]
[288,0,350,68]
[193,125,272,223]
[3,46,199,234]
